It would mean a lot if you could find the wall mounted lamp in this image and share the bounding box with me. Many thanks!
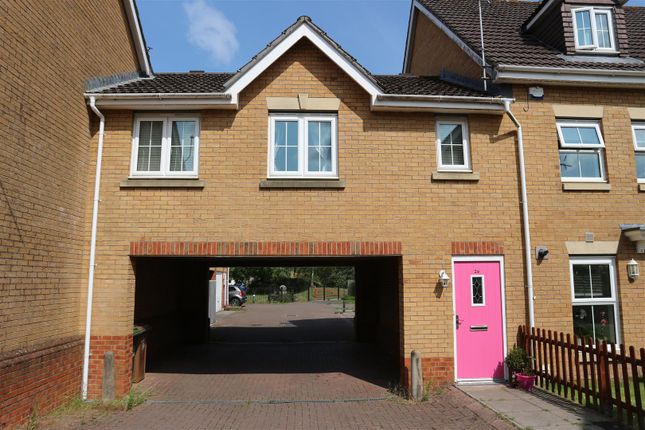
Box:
[439,270,450,288]
[627,259,640,281]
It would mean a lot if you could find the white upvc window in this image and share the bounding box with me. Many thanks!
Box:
[569,257,621,344]
[268,114,338,178]
[632,123,645,183]
[131,115,200,178]
[572,7,616,52]
[556,120,606,182]
[436,118,471,172]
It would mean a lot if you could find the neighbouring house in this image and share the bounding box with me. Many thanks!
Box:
[2,0,644,424]
[0,1,151,427]
[404,0,645,374]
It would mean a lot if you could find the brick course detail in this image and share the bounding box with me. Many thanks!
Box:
[451,241,504,256]
[130,240,403,257]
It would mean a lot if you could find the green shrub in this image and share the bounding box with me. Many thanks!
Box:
[505,346,532,375]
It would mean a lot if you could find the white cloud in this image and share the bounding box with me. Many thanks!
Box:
[184,0,239,64]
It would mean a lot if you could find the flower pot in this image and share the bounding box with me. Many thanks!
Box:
[515,373,537,392]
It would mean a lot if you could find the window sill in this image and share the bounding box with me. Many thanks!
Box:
[432,171,480,181]
[259,179,345,189]
[120,179,205,189]
[562,182,611,191]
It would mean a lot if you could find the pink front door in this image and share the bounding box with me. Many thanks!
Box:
[454,260,505,381]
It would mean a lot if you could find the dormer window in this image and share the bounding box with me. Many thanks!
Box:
[573,7,616,52]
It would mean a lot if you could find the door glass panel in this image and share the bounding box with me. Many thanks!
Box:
[471,276,484,305]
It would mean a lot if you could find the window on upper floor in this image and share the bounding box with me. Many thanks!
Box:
[557,120,606,181]
[131,115,199,178]
[436,118,471,172]
[570,257,620,344]
[632,123,645,183]
[572,7,616,53]
[268,114,338,178]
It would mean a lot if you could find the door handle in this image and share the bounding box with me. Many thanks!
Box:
[455,314,461,329]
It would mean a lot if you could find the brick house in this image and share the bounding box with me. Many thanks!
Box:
[2,0,645,424]
[81,0,645,399]
[0,1,151,427]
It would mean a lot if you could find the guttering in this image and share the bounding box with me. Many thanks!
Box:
[85,93,236,110]
[82,97,105,400]
[503,100,535,329]
[85,92,232,100]
[495,64,645,87]
[373,93,509,113]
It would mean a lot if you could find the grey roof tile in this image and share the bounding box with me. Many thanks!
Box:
[417,0,645,71]
[96,72,234,94]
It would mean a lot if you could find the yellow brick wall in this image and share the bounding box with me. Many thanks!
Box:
[0,0,140,355]
[90,39,528,362]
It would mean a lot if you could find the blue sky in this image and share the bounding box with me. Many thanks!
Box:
[137,0,645,75]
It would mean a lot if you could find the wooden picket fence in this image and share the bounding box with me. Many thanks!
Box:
[519,326,645,429]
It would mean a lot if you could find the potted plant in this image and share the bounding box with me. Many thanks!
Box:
[505,346,536,391]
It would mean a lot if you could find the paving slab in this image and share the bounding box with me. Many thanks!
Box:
[460,384,626,430]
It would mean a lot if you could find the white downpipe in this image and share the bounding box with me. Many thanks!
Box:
[82,97,105,400]
[504,100,535,329]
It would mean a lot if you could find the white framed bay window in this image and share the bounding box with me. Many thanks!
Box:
[557,120,606,181]
[131,115,199,178]
[632,123,645,183]
[572,7,616,52]
[268,114,337,178]
[436,118,471,172]
[570,257,621,344]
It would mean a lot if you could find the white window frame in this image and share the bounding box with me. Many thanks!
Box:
[268,113,338,179]
[556,119,606,182]
[632,122,645,183]
[130,114,200,178]
[569,256,621,344]
[572,7,617,53]
[436,117,471,172]
[470,274,486,307]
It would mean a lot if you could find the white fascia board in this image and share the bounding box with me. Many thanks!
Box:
[411,0,488,70]
[225,22,382,106]
[524,0,557,32]
[123,0,153,76]
[402,1,418,73]
[495,65,645,87]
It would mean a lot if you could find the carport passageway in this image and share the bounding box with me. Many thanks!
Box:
[138,302,398,403]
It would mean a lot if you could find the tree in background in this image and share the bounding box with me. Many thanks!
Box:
[230,266,354,296]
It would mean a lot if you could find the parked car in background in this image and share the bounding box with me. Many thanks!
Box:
[228,285,247,306]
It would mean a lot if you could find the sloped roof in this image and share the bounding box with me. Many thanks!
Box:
[91,72,487,98]
[416,0,645,71]
[375,75,487,97]
[96,73,234,94]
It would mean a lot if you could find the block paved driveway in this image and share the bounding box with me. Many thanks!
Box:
[79,302,515,429]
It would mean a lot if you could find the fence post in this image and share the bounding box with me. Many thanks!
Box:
[411,350,423,401]
[598,341,610,415]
